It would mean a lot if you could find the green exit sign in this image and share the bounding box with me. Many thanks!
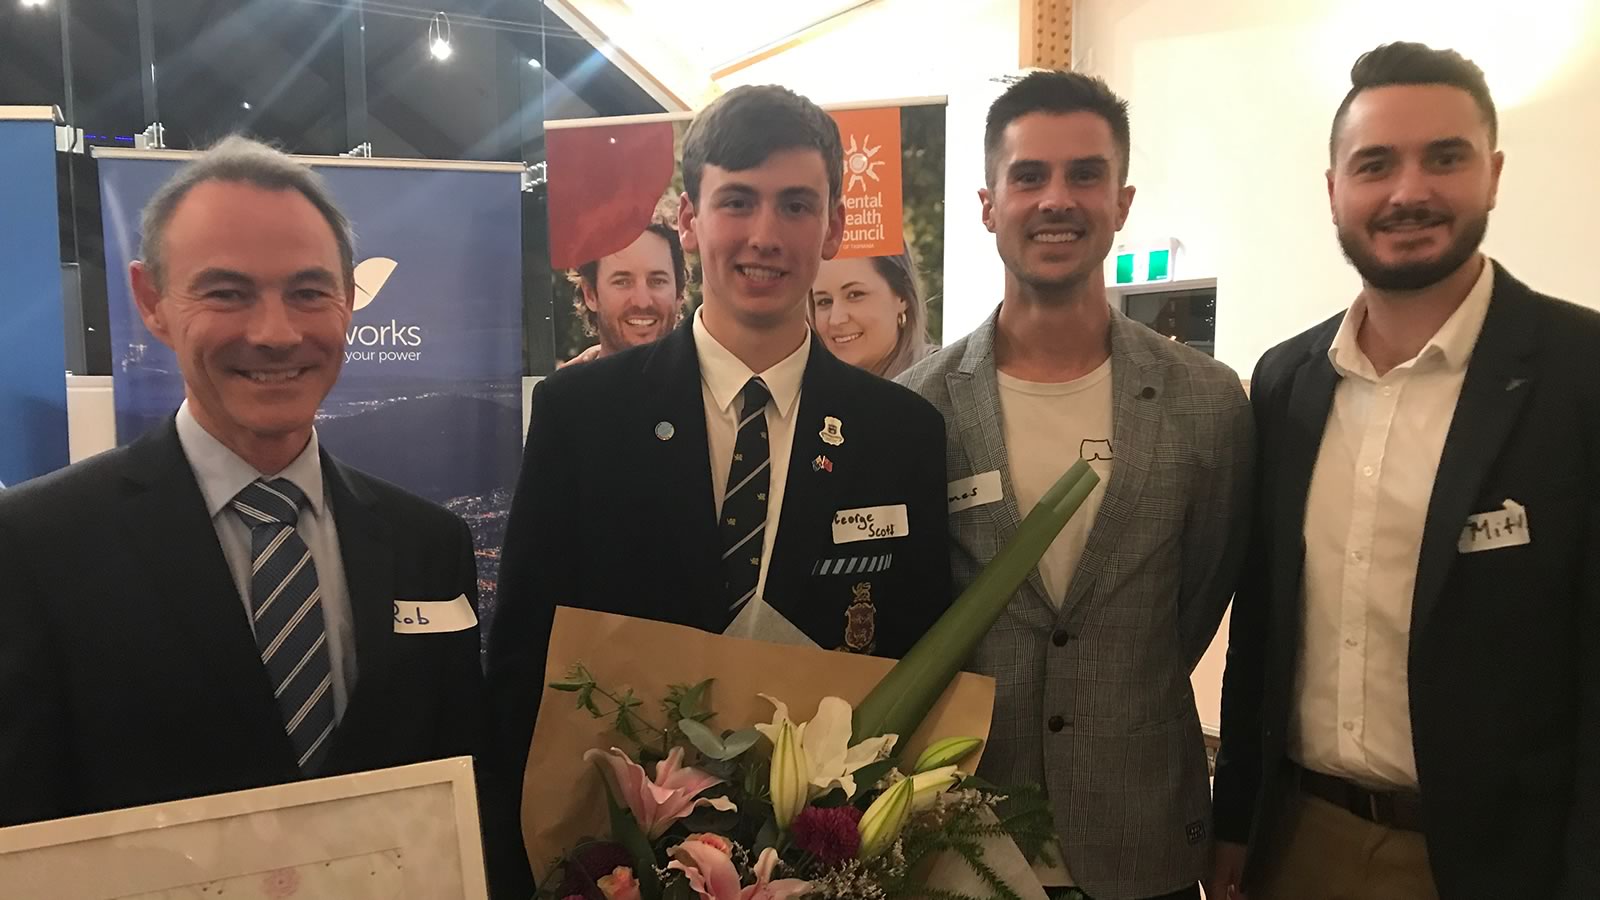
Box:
[1113,240,1177,285]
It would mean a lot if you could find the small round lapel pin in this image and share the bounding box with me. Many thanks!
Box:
[654,421,675,441]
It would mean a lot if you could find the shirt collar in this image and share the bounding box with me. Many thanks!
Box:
[693,307,809,420]
[1328,255,1496,380]
[176,401,326,519]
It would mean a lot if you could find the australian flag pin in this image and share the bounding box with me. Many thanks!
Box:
[812,454,834,473]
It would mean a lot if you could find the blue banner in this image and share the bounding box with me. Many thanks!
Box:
[99,154,524,620]
[0,114,69,487]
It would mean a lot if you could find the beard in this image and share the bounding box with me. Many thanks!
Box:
[1337,207,1488,292]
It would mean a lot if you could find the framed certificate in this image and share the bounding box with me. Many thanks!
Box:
[0,756,487,899]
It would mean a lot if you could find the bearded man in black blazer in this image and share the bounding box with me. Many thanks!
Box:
[1210,43,1600,900]
[0,137,486,830]
[486,85,951,894]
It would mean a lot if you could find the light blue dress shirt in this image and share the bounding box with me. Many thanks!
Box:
[175,402,358,720]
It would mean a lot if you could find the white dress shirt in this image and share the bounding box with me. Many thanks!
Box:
[693,309,810,642]
[176,402,357,719]
[1293,257,1495,790]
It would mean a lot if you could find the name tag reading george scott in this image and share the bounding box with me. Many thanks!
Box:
[832,504,910,543]
[1458,499,1531,554]
[947,471,1003,513]
[393,593,478,634]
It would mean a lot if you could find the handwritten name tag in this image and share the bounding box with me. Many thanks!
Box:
[832,504,910,544]
[393,593,478,634]
[947,471,1003,513]
[1458,499,1531,554]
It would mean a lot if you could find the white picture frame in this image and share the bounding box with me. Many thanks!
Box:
[0,756,488,899]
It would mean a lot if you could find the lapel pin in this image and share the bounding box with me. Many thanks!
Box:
[812,454,833,473]
[820,415,844,447]
[654,421,675,441]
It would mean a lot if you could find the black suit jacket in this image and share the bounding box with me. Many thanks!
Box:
[485,321,951,892]
[0,418,487,827]
[1213,263,1600,898]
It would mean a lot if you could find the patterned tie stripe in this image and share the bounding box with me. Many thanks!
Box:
[720,378,772,615]
[230,478,336,773]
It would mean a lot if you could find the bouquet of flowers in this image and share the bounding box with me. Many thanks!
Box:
[529,461,1099,900]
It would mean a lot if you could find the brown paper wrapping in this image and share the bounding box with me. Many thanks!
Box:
[519,607,996,877]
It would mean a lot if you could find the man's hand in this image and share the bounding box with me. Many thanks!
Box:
[1206,840,1249,900]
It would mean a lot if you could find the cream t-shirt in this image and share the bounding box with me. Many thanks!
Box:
[996,359,1114,609]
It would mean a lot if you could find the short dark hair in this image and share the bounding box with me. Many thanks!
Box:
[568,220,687,336]
[681,84,843,205]
[1330,42,1498,162]
[985,69,1132,186]
[139,134,354,292]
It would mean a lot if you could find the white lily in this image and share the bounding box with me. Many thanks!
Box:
[753,694,897,800]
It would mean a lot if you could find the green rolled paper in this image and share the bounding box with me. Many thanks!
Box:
[853,459,1100,743]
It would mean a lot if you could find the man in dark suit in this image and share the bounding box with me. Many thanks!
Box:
[487,85,951,893]
[0,137,485,830]
[1210,43,1600,900]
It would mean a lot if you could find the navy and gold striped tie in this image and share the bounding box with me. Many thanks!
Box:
[720,377,772,618]
[230,478,336,773]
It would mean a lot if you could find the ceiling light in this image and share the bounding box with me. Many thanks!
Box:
[240,101,252,110]
[527,57,542,70]
[427,12,453,62]
[20,0,49,9]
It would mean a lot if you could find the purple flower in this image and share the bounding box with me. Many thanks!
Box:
[789,805,863,867]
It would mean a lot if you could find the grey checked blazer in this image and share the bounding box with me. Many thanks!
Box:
[898,306,1253,900]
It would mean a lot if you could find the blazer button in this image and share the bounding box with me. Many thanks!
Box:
[1140,386,1157,400]
[1052,629,1070,647]
[1048,715,1067,732]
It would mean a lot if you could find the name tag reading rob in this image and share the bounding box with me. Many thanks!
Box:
[393,593,478,634]
[832,504,910,544]
[1458,499,1531,554]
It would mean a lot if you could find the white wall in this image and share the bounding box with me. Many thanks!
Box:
[1072,0,1600,379]
[715,0,1020,344]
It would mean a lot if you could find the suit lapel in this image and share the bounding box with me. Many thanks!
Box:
[771,336,846,588]
[1058,311,1162,620]
[1412,267,1538,633]
[322,453,395,724]
[1275,329,1342,614]
[640,323,723,629]
[945,314,1053,614]
[120,420,297,769]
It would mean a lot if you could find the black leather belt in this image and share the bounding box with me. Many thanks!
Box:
[1297,766,1425,832]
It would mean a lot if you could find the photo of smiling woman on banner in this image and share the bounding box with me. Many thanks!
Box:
[809,240,934,379]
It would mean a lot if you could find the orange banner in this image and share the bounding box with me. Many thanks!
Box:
[828,107,904,258]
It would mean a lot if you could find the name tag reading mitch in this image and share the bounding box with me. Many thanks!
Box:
[393,593,478,634]
[1458,499,1531,554]
[832,504,910,544]
[947,471,1003,513]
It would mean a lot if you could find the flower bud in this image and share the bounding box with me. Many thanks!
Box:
[857,777,914,859]
[770,717,808,829]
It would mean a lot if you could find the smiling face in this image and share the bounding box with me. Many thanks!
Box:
[131,180,353,470]
[810,256,906,371]
[583,229,682,354]
[1329,83,1502,292]
[677,147,845,332]
[980,111,1135,297]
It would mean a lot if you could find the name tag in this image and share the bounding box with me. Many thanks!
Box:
[393,593,478,634]
[832,504,909,543]
[1458,499,1531,554]
[947,471,1003,513]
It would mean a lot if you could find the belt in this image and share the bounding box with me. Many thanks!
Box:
[1297,766,1425,832]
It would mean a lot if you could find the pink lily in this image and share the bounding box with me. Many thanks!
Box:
[584,747,737,839]
[668,839,810,900]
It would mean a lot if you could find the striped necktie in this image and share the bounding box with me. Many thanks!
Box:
[230,478,336,773]
[720,377,772,618]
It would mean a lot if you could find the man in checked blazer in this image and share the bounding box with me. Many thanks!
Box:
[900,71,1253,900]
[0,139,486,830]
